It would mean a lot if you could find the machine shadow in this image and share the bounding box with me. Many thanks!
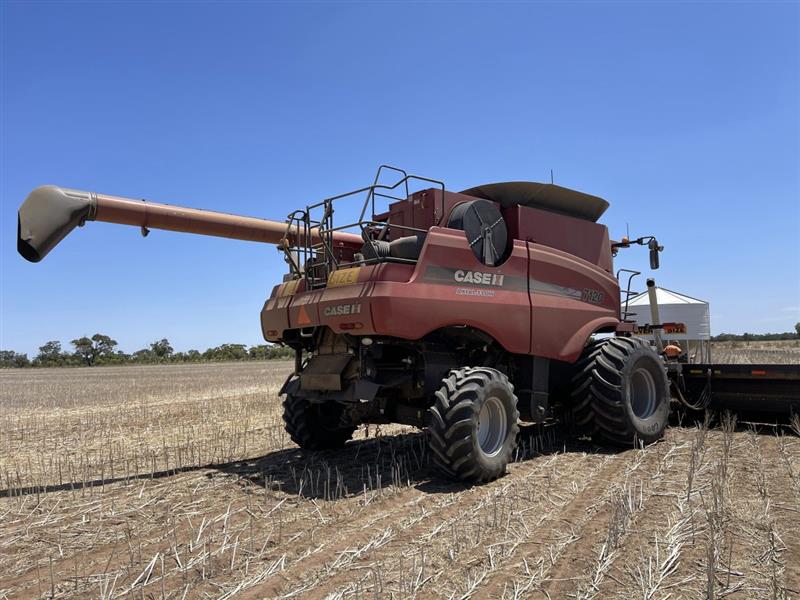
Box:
[211,423,623,500]
[212,430,433,500]
[212,412,799,501]
[0,424,610,499]
[4,415,792,500]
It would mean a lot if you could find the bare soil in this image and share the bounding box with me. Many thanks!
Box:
[1,360,798,599]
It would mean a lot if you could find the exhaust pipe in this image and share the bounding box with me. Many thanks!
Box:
[17,185,363,262]
[646,278,664,353]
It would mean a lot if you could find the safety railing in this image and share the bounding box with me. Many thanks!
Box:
[616,269,641,322]
[281,166,446,288]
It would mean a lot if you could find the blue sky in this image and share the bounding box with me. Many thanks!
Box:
[1,1,798,357]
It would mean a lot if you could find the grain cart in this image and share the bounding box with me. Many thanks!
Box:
[17,167,796,482]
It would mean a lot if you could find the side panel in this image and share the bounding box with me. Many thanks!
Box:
[262,263,419,340]
[507,205,614,273]
[263,226,619,361]
[529,242,620,362]
[316,282,375,333]
[382,189,498,241]
[261,280,302,341]
[288,287,324,330]
[369,228,531,353]
[297,263,417,335]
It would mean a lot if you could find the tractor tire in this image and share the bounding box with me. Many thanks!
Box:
[571,337,670,446]
[282,393,356,450]
[428,367,520,482]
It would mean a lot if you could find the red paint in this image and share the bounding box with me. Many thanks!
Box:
[261,189,622,362]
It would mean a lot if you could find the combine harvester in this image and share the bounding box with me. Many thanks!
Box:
[17,167,800,481]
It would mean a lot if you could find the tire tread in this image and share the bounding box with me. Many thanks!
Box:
[283,393,355,450]
[428,367,519,482]
[571,337,669,446]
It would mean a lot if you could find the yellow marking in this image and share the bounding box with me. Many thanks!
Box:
[328,267,362,288]
[279,279,301,297]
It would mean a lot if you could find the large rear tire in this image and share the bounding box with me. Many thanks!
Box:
[428,367,519,482]
[571,337,670,446]
[283,393,356,450]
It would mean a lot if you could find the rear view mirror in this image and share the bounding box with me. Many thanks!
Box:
[648,239,661,269]
[649,248,660,269]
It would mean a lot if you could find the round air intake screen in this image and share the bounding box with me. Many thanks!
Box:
[447,200,507,266]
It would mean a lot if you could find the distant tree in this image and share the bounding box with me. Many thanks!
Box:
[796,322,800,337]
[24,337,300,367]
[248,344,270,360]
[204,343,248,361]
[38,340,62,359]
[36,340,65,366]
[0,350,16,367]
[70,337,95,365]
[0,350,30,368]
[249,344,294,360]
[71,334,118,366]
[131,348,154,363]
[150,338,174,360]
[712,331,797,342]
[100,350,130,365]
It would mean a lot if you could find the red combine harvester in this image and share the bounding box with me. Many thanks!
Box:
[17,166,799,482]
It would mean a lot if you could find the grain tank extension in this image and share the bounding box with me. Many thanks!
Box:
[17,167,798,482]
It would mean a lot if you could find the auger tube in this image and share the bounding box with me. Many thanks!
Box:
[17,185,363,263]
[646,278,664,354]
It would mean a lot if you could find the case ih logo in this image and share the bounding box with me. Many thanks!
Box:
[454,270,505,286]
[323,303,362,317]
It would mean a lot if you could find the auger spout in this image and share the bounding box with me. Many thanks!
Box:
[17,185,362,262]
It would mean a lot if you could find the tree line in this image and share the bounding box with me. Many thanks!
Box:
[4,325,797,368]
[0,334,294,368]
[711,324,800,342]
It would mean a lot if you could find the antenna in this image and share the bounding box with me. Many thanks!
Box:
[626,223,630,239]
[550,169,554,184]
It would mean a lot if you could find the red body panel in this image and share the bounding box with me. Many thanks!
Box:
[529,243,620,362]
[506,205,614,273]
[378,189,513,241]
[369,228,531,354]
[261,197,621,363]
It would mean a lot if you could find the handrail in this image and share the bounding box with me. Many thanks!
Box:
[616,269,641,322]
[280,166,446,286]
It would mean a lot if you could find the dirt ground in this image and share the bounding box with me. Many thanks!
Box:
[1,357,798,599]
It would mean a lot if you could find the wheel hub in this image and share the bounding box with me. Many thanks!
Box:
[629,366,657,419]
[477,396,508,457]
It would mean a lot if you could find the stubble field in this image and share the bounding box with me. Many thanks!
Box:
[1,346,799,599]
[711,341,800,365]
